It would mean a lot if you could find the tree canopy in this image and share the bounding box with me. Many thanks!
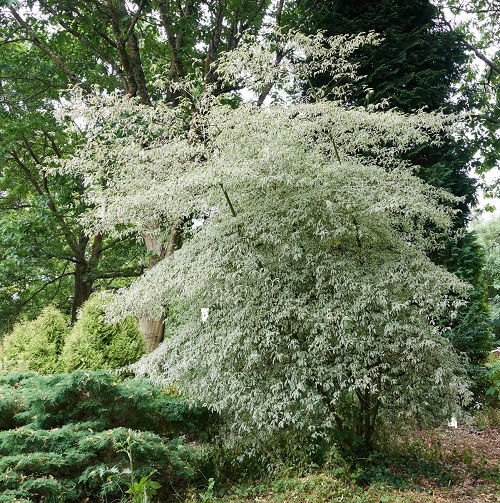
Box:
[50,31,474,450]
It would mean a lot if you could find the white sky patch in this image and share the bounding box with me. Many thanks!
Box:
[437,4,499,221]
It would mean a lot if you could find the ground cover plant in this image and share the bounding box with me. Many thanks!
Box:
[0,371,212,502]
[184,426,499,503]
[0,371,497,502]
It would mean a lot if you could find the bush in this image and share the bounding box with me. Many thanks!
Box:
[484,352,500,409]
[0,371,213,502]
[0,295,145,375]
[0,306,69,374]
[0,426,201,503]
[61,294,145,371]
[0,371,211,434]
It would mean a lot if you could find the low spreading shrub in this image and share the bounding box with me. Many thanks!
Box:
[0,371,213,502]
[61,294,145,371]
[0,426,199,503]
[0,371,211,437]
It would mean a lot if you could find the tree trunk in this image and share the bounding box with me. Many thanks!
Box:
[71,233,102,323]
[139,220,183,352]
[71,260,93,323]
[127,33,150,105]
[139,317,165,352]
[355,388,379,452]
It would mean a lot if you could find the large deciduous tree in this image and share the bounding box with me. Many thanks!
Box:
[0,34,144,332]
[0,0,274,347]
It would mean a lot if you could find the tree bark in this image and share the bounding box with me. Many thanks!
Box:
[71,260,93,323]
[139,220,183,351]
[71,233,103,322]
[139,317,165,352]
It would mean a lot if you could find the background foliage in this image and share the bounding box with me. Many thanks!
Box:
[0,296,145,374]
[0,305,69,374]
[290,0,494,389]
[61,294,145,371]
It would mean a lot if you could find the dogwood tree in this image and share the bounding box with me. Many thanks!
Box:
[59,30,471,450]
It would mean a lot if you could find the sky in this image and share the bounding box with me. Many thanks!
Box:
[439,3,499,222]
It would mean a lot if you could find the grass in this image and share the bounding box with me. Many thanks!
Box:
[190,474,437,502]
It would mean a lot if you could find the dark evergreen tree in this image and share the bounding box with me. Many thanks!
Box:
[290,0,493,394]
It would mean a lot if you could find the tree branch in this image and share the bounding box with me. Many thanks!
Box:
[37,0,125,80]
[13,271,75,314]
[0,37,30,46]
[220,183,237,217]
[158,0,185,79]
[42,130,62,158]
[8,6,84,86]
[9,150,82,257]
[441,17,500,74]
[256,0,286,106]
[93,267,144,279]
[204,0,227,80]
[123,0,147,43]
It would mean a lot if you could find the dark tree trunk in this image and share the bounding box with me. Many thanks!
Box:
[71,261,92,322]
[127,33,150,105]
[355,388,379,452]
[70,233,103,323]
